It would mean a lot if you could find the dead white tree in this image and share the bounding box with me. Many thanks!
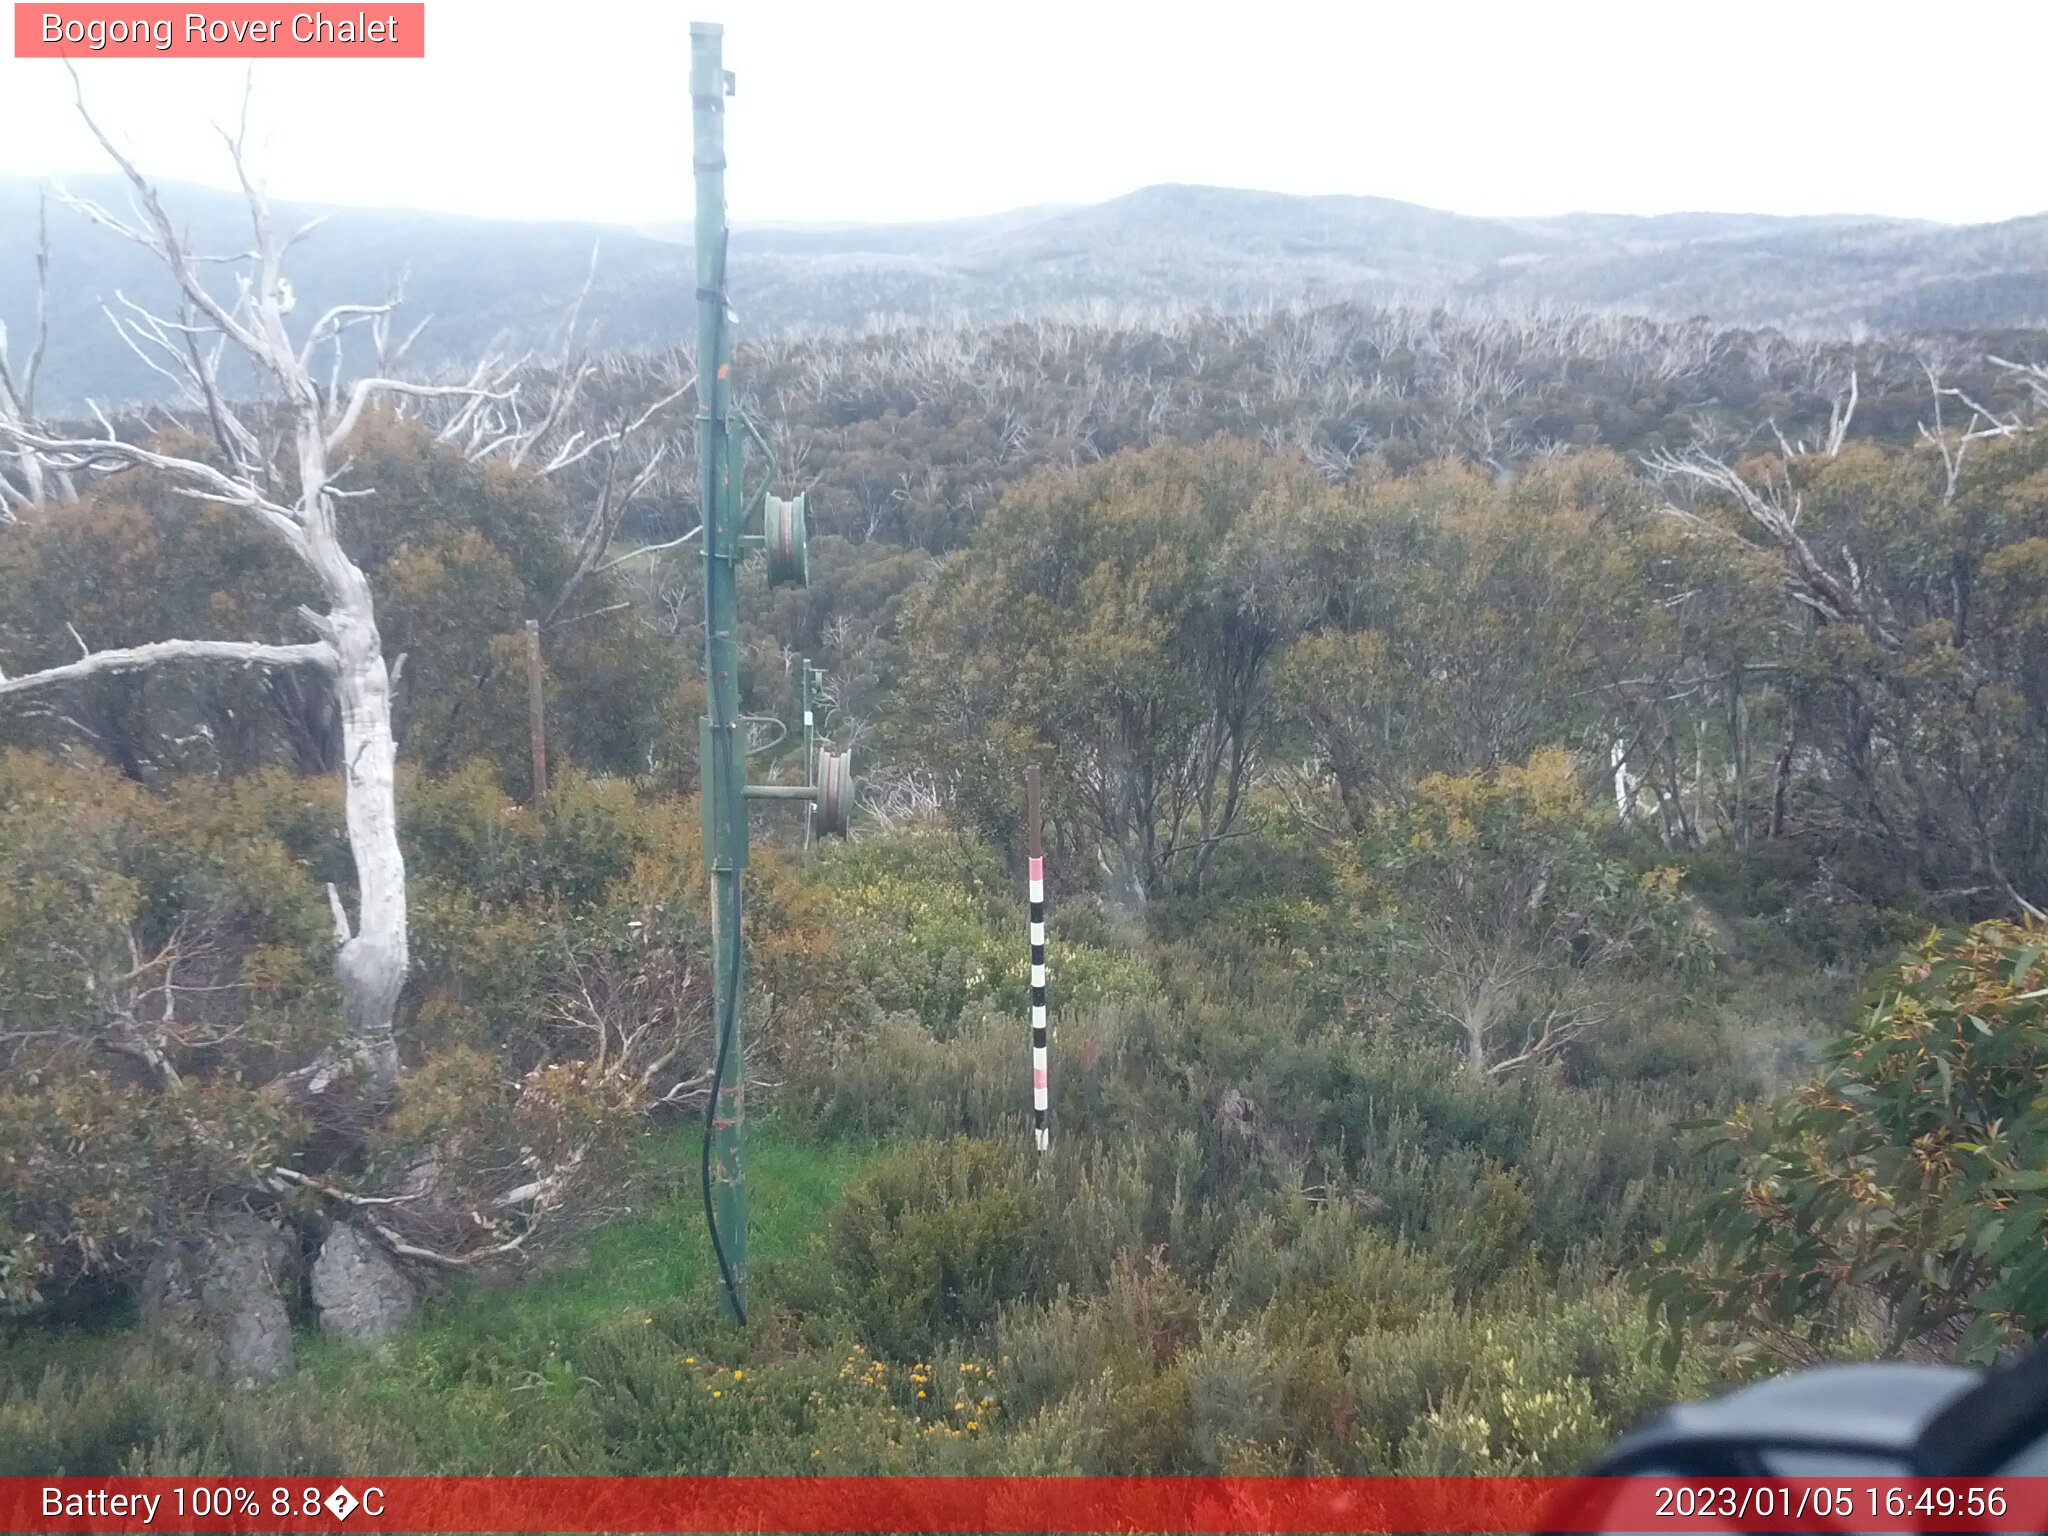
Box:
[0,92,514,1099]
[0,190,74,516]
[1649,369,2048,924]
[1989,354,2048,414]
[1647,447,1903,648]
[859,766,942,831]
[1916,359,2022,503]
[408,283,699,627]
[537,376,695,627]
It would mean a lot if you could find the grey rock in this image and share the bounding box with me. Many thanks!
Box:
[140,1214,295,1380]
[310,1221,416,1345]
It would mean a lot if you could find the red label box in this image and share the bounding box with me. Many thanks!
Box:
[8,1476,2048,1533]
[14,4,425,57]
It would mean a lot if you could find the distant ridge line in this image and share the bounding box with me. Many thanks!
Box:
[4,177,2045,409]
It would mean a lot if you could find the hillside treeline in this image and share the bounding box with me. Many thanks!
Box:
[3,301,2048,1472]
[730,303,2043,545]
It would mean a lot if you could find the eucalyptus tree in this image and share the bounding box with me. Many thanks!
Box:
[1650,372,2048,920]
[0,100,515,1099]
[909,437,1326,898]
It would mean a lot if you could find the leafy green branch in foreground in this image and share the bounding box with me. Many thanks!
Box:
[1652,920,2048,1366]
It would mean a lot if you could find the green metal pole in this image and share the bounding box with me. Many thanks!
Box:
[692,20,747,1323]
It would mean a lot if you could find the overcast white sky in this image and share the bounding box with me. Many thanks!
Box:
[1,0,2042,227]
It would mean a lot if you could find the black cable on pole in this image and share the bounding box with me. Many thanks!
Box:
[696,211,746,1328]
[701,889,746,1326]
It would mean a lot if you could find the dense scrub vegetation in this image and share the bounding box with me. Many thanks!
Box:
[5,300,2048,1474]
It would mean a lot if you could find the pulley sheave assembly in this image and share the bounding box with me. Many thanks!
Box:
[738,741,851,839]
[793,660,851,842]
[764,493,809,588]
[814,745,853,838]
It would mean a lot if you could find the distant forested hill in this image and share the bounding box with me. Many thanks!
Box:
[4,176,2046,409]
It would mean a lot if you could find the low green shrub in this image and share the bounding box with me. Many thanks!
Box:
[0,1343,420,1476]
[829,1138,1036,1357]
[809,825,1151,1036]
[1347,1285,1720,1473]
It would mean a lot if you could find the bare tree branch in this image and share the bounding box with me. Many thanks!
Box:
[325,375,514,457]
[1648,446,1901,649]
[0,638,335,697]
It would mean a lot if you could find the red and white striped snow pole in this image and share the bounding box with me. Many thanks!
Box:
[1027,765,1049,1152]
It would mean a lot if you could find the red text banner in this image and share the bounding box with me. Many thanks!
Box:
[14,5,425,58]
[7,1476,2048,1533]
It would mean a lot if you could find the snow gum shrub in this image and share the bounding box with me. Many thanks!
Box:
[1346,1285,1718,1473]
[389,765,846,1250]
[1652,919,2048,1367]
[0,753,145,1047]
[791,824,1151,1139]
[828,1138,1035,1357]
[340,416,691,789]
[0,1072,301,1310]
[1354,751,1714,1074]
[808,824,1151,1036]
[403,762,844,1062]
[0,424,688,789]
[0,467,317,780]
[1144,788,1336,980]
[0,754,326,1308]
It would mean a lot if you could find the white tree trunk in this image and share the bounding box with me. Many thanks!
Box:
[1610,738,1637,823]
[330,604,406,1093]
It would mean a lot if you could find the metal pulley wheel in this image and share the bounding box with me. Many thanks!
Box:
[764,493,809,588]
[814,747,853,837]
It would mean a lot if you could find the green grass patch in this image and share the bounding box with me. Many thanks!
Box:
[2,1125,888,1475]
[301,1124,879,1376]
[288,1124,882,1470]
